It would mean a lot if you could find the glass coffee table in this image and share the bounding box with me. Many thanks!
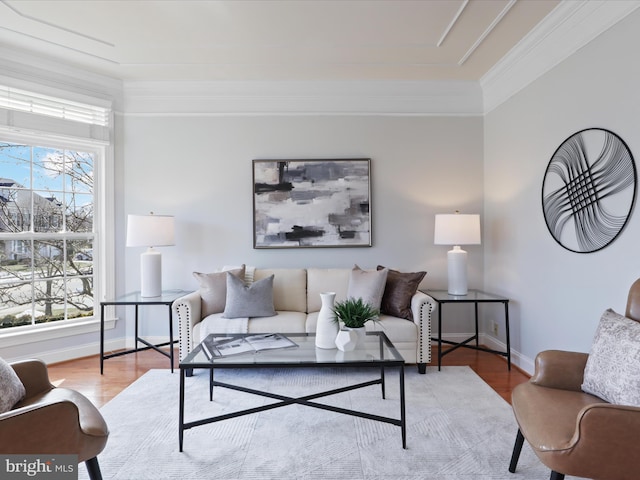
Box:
[179,331,407,451]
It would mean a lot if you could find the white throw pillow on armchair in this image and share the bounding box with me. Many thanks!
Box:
[582,308,640,406]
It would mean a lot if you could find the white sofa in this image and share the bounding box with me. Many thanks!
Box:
[173,267,436,373]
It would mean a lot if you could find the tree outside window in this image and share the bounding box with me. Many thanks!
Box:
[0,141,94,329]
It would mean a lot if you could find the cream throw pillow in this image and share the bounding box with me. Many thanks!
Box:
[346,265,388,311]
[193,265,245,316]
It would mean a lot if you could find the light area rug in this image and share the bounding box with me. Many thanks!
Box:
[81,366,584,480]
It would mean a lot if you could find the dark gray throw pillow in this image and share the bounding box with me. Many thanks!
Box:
[223,273,277,318]
[377,266,426,320]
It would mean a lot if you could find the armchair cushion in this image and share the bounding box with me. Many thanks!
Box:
[193,265,245,316]
[223,273,277,318]
[582,308,640,406]
[377,266,426,320]
[0,357,25,413]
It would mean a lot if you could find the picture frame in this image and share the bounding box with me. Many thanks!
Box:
[253,159,372,248]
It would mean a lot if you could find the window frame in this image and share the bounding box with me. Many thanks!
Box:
[0,123,115,346]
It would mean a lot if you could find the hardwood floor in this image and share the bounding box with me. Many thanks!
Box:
[46,345,530,408]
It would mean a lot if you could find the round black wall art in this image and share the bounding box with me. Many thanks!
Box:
[542,128,637,253]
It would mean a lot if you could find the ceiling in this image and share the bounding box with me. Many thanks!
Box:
[0,0,561,83]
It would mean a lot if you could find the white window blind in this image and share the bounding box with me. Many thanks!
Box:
[0,85,110,127]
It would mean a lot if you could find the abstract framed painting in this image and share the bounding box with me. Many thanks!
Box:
[542,128,637,253]
[253,159,372,248]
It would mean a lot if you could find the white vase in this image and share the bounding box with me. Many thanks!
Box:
[315,292,338,349]
[335,329,358,351]
[335,326,366,351]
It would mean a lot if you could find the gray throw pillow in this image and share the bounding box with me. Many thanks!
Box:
[223,273,277,318]
[582,308,640,406]
[0,357,26,413]
[193,265,245,316]
[346,265,388,311]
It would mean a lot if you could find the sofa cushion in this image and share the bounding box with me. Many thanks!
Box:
[347,265,388,310]
[307,269,350,312]
[223,274,277,318]
[253,268,307,312]
[193,265,245,316]
[247,311,307,333]
[0,357,26,414]
[377,266,426,321]
[195,314,249,343]
[582,308,640,406]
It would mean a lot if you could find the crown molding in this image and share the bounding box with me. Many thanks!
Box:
[0,45,122,107]
[481,0,640,114]
[121,80,483,116]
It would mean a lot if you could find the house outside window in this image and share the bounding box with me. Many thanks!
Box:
[0,142,96,329]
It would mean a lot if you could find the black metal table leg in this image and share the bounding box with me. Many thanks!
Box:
[400,365,406,449]
[504,301,511,370]
[169,304,175,372]
[474,302,479,347]
[100,304,105,375]
[438,306,443,371]
[179,368,185,452]
[134,305,139,351]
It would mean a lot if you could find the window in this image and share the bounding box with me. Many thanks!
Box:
[0,141,97,329]
[0,83,112,340]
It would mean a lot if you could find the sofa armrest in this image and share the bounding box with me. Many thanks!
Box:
[172,291,203,361]
[11,359,53,398]
[410,291,436,366]
[530,350,589,391]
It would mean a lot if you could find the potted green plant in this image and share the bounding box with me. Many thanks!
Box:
[333,297,379,351]
[333,297,379,328]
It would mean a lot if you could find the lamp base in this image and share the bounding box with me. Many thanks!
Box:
[447,246,468,295]
[140,248,162,297]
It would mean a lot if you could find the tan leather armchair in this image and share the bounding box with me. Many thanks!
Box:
[0,359,109,480]
[509,279,640,480]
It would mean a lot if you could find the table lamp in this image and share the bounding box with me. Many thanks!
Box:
[434,212,481,295]
[126,213,175,297]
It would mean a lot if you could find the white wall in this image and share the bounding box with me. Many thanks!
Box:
[121,114,484,337]
[484,8,640,372]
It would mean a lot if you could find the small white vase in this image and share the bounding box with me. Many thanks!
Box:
[315,292,338,349]
[335,329,358,352]
[335,327,366,351]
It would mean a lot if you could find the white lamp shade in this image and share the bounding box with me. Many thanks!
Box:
[126,214,175,247]
[434,214,481,246]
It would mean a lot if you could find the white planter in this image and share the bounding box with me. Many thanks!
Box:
[315,292,338,349]
[335,327,366,351]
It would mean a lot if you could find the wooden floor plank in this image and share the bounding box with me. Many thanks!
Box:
[46,345,529,408]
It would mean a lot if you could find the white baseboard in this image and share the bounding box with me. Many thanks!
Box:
[432,332,534,375]
[11,336,174,366]
[19,332,535,375]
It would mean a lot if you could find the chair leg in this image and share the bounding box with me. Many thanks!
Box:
[85,457,103,480]
[550,471,565,480]
[417,363,426,374]
[508,429,525,473]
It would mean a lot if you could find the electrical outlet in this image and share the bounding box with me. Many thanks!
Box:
[492,321,499,336]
